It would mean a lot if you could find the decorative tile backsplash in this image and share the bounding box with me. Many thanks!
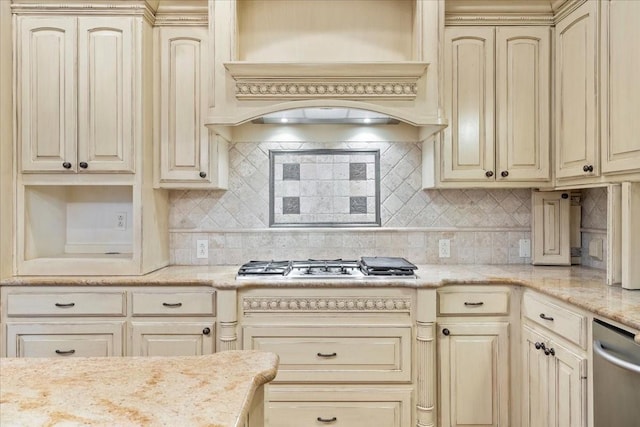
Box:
[168,139,534,265]
[270,149,380,226]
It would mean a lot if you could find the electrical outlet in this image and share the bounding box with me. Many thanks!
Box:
[519,239,531,258]
[115,212,127,231]
[438,239,451,258]
[196,240,208,259]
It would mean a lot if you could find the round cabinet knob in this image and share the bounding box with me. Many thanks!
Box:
[79,162,88,169]
[442,328,450,336]
[561,193,569,199]
[485,170,494,178]
[534,342,542,350]
[500,170,509,178]
[583,164,594,173]
[202,327,211,335]
[199,171,207,178]
[548,347,555,356]
[62,162,72,169]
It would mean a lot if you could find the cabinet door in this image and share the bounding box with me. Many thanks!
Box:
[6,322,124,357]
[521,326,551,427]
[495,27,550,182]
[18,17,77,173]
[531,191,571,265]
[158,27,209,184]
[443,27,495,181]
[549,343,587,427]
[438,322,509,427]
[131,322,215,356]
[600,0,640,174]
[555,1,598,179]
[77,17,134,173]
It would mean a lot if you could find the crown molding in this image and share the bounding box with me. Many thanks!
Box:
[11,0,156,23]
[444,0,580,26]
[154,0,207,26]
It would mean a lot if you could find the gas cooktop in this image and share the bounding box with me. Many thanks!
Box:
[236,257,418,279]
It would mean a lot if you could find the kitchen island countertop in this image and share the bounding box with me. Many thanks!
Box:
[2,264,640,331]
[0,350,278,427]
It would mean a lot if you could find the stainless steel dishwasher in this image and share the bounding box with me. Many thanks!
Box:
[593,318,640,427]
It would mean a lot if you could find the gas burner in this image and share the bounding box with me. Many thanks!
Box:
[236,257,418,280]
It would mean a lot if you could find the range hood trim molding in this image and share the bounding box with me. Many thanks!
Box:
[204,99,447,132]
[223,61,430,79]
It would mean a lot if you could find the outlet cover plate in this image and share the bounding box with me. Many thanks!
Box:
[519,239,531,258]
[196,240,208,259]
[439,239,451,258]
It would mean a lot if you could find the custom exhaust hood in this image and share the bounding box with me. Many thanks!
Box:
[204,0,447,139]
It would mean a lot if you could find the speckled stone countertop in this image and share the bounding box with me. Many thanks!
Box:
[0,350,278,427]
[2,264,640,331]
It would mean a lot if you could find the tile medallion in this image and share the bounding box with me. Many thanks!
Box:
[270,149,381,227]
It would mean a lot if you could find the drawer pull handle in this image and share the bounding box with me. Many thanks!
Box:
[539,313,554,321]
[55,349,76,355]
[317,417,337,423]
[54,302,75,308]
[317,352,337,358]
[162,302,183,308]
[464,302,484,307]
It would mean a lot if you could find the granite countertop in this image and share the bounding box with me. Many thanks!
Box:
[2,264,640,331]
[0,350,278,427]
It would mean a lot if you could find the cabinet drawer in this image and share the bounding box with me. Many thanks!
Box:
[269,401,404,427]
[438,287,510,315]
[243,326,411,383]
[6,292,126,316]
[131,291,215,316]
[522,292,587,348]
[6,322,124,357]
[267,388,411,427]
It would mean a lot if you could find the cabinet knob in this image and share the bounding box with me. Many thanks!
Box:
[500,170,509,177]
[534,342,542,350]
[583,164,594,172]
[442,328,450,336]
[199,171,207,178]
[79,162,88,169]
[62,162,72,169]
[202,327,211,335]
[561,193,569,199]
[485,170,494,178]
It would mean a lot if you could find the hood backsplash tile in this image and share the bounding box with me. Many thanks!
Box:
[169,140,532,265]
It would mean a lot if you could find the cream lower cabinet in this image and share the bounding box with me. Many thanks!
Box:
[437,286,511,427]
[240,288,431,427]
[521,291,587,427]
[1,286,217,358]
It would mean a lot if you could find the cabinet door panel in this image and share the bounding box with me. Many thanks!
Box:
[158,27,209,183]
[532,191,571,265]
[439,322,509,427]
[601,0,640,173]
[77,17,134,172]
[18,17,77,172]
[521,326,551,427]
[443,27,495,181]
[131,322,215,356]
[551,344,587,427]
[496,27,550,181]
[555,2,597,179]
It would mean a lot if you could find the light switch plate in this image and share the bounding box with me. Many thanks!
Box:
[519,239,531,258]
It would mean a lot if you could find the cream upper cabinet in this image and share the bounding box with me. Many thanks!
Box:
[156,26,228,189]
[600,0,640,174]
[17,16,134,174]
[443,27,495,182]
[555,1,598,180]
[442,26,550,185]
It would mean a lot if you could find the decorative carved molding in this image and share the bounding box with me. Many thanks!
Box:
[416,321,436,427]
[218,320,238,351]
[242,296,411,313]
[234,81,418,100]
[445,14,555,26]
[154,14,208,26]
